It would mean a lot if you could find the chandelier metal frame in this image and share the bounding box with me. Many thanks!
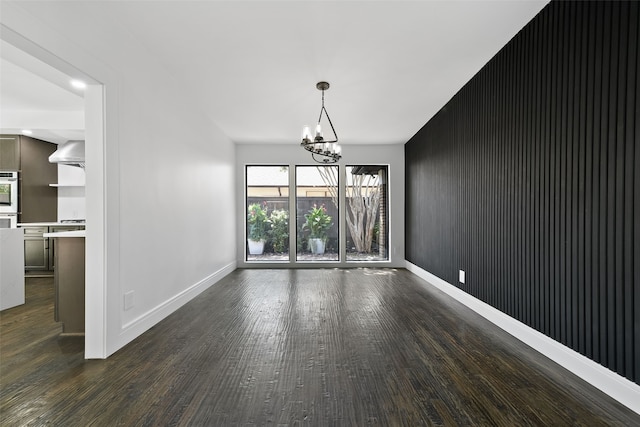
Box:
[300,81,342,164]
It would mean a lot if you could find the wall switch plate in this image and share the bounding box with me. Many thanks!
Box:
[459,270,465,284]
[124,291,134,310]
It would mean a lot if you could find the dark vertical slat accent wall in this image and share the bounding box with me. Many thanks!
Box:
[405,0,639,384]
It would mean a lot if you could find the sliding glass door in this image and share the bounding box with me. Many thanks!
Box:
[245,166,289,261]
[345,165,388,261]
[295,166,339,261]
[245,164,388,264]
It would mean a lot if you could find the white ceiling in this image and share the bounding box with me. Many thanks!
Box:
[0,40,85,144]
[0,0,548,146]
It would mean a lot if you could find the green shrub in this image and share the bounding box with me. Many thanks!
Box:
[247,202,269,241]
[269,209,289,253]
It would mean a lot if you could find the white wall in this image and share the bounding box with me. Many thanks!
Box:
[236,143,405,268]
[1,2,237,357]
[56,165,85,220]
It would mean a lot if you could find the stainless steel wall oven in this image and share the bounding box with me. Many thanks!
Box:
[0,171,19,228]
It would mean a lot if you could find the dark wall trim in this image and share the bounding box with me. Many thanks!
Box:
[405,0,639,384]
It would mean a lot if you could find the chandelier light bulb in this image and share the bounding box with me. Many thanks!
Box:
[302,125,312,142]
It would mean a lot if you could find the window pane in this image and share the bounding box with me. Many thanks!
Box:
[296,166,339,261]
[246,166,289,261]
[346,165,388,261]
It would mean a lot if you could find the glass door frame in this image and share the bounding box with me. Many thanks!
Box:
[242,162,391,268]
[295,165,340,263]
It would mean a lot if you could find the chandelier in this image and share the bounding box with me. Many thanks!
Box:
[301,81,342,163]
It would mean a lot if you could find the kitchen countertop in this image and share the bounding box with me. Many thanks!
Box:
[18,222,85,227]
[43,230,86,238]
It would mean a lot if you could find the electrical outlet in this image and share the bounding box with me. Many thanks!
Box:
[459,270,465,284]
[124,291,134,310]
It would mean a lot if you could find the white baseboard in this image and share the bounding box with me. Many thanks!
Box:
[405,261,640,416]
[113,261,237,355]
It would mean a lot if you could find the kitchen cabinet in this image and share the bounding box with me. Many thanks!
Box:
[21,224,85,271]
[51,235,85,335]
[48,225,85,270]
[18,135,57,223]
[23,226,48,270]
[0,134,58,222]
[0,135,21,170]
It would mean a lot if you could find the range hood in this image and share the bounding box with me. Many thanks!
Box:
[49,140,85,168]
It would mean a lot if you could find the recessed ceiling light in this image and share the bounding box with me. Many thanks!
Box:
[70,79,87,90]
[21,129,33,135]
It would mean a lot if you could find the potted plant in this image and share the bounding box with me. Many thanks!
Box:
[303,203,333,254]
[247,202,269,254]
[268,209,289,253]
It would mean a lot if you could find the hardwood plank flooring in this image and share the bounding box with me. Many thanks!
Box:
[1,269,638,426]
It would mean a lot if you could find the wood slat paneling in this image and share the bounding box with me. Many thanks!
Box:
[405,0,639,384]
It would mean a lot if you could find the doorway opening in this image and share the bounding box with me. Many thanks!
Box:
[0,28,107,358]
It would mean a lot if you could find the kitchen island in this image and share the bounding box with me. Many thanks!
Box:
[0,228,25,310]
[19,222,85,272]
[43,230,85,335]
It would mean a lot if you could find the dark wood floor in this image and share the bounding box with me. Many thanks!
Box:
[1,269,638,426]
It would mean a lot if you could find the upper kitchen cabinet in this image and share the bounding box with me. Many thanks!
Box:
[19,135,58,223]
[0,135,58,223]
[0,135,21,170]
